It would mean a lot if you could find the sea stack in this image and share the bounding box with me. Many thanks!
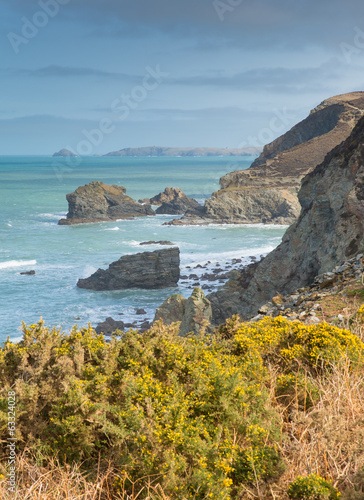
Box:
[58,181,155,225]
[77,247,180,290]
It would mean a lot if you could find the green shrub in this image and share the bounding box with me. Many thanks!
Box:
[288,474,341,499]
[0,320,282,499]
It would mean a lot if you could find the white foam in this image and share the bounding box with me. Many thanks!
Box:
[105,227,120,231]
[0,259,37,270]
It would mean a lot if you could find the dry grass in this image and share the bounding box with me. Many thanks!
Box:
[263,354,364,499]
[0,453,172,500]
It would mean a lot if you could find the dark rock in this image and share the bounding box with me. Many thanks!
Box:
[145,187,202,215]
[59,181,155,225]
[77,247,180,290]
[136,308,147,315]
[139,320,151,332]
[20,270,35,275]
[156,196,201,215]
[140,240,174,246]
[95,317,124,335]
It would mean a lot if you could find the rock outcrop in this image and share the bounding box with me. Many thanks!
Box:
[59,181,155,225]
[154,288,212,335]
[148,187,190,205]
[77,247,180,290]
[252,253,364,326]
[208,114,364,324]
[167,92,364,226]
[154,294,187,324]
[179,288,213,335]
[140,187,201,215]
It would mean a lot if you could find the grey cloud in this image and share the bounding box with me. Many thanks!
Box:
[168,63,339,93]
[4,0,364,48]
[11,65,137,81]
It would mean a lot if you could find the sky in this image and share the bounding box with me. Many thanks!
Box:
[1,0,364,155]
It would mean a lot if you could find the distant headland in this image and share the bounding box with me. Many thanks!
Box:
[52,146,262,157]
[103,146,261,157]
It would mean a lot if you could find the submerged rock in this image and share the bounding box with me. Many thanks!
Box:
[59,181,155,225]
[95,317,125,335]
[77,247,180,290]
[140,240,174,246]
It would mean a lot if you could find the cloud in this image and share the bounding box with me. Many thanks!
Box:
[3,0,364,49]
[10,65,137,81]
[168,62,340,93]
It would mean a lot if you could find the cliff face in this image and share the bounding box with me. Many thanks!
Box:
[168,92,364,226]
[59,181,155,225]
[208,92,364,225]
[208,114,364,324]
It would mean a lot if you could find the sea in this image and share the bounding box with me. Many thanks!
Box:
[0,155,286,343]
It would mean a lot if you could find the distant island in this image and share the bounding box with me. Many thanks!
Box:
[53,148,78,157]
[103,146,262,157]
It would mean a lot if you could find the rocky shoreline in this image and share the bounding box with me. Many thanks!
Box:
[94,253,264,334]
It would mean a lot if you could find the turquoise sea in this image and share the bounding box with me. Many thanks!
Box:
[0,155,286,342]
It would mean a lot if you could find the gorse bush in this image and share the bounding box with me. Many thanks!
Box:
[0,316,362,499]
[232,316,363,373]
[287,474,341,499]
[0,320,280,499]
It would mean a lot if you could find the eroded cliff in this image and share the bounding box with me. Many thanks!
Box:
[168,92,364,226]
[208,113,364,324]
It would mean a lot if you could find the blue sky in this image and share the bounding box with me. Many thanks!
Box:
[1,0,364,154]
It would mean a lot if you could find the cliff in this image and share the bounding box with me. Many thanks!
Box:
[58,181,155,225]
[167,92,364,226]
[208,114,364,324]
[104,146,261,157]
